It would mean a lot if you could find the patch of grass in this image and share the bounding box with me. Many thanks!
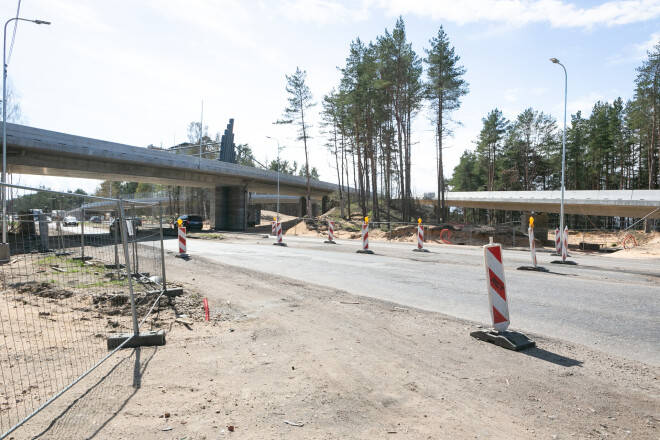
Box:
[76,279,126,289]
[37,255,62,265]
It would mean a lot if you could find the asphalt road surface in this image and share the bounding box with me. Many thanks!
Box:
[161,233,660,366]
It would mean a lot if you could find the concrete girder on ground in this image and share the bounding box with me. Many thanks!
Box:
[446,190,660,219]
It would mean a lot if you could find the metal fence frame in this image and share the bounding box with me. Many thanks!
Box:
[0,183,170,439]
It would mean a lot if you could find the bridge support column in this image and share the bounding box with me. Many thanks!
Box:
[299,197,306,218]
[322,196,330,214]
[210,185,247,231]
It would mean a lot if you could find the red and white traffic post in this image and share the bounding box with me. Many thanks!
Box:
[356,217,374,254]
[273,221,287,246]
[529,218,537,267]
[324,220,336,244]
[484,238,510,332]
[517,216,548,272]
[554,228,561,255]
[271,218,276,236]
[552,225,577,265]
[176,219,189,259]
[413,218,429,252]
[471,237,535,350]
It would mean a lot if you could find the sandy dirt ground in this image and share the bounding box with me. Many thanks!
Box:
[16,241,660,440]
[262,209,660,260]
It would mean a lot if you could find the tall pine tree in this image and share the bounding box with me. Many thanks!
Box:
[276,67,316,218]
[425,26,468,222]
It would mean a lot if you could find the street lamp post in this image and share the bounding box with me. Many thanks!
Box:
[265,136,282,223]
[550,57,567,255]
[2,17,50,250]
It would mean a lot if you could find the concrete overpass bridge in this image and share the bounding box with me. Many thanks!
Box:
[5,123,337,230]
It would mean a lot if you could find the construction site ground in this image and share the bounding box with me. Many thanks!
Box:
[15,218,660,439]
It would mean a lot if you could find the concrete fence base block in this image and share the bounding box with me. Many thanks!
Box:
[470,329,535,351]
[107,330,166,350]
[104,263,126,270]
[0,243,10,263]
[551,260,578,265]
[71,256,93,261]
[516,265,549,272]
[164,288,184,298]
[412,248,430,253]
[145,288,184,298]
[356,249,374,255]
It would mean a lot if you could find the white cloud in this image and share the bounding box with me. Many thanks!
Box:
[41,0,116,33]
[634,32,660,56]
[607,31,660,65]
[373,0,660,29]
[145,0,258,48]
[500,87,547,103]
[502,88,520,102]
[277,0,370,23]
[566,92,605,116]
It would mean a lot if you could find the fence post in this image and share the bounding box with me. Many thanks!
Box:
[159,202,167,290]
[118,200,140,336]
[113,209,120,279]
[80,207,85,260]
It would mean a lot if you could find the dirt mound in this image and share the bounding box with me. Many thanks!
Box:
[604,231,660,259]
[14,281,76,299]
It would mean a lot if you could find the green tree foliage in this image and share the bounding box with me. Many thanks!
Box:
[10,188,88,213]
[268,159,298,175]
[135,183,156,193]
[276,67,316,218]
[236,143,257,167]
[449,151,483,191]
[475,109,508,191]
[324,17,424,222]
[632,40,660,188]
[320,88,347,213]
[298,164,320,180]
[425,26,469,222]
[450,39,660,194]
[504,108,557,190]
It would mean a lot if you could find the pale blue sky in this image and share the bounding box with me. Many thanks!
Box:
[2,0,659,194]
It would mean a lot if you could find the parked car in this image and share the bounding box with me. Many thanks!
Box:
[109,217,142,235]
[90,216,102,223]
[63,216,79,226]
[177,214,203,230]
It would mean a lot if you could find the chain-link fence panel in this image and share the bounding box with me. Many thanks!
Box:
[0,185,167,439]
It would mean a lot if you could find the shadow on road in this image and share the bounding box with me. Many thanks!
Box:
[521,346,583,367]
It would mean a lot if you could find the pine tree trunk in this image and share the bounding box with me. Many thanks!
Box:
[437,95,445,223]
[652,70,658,188]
